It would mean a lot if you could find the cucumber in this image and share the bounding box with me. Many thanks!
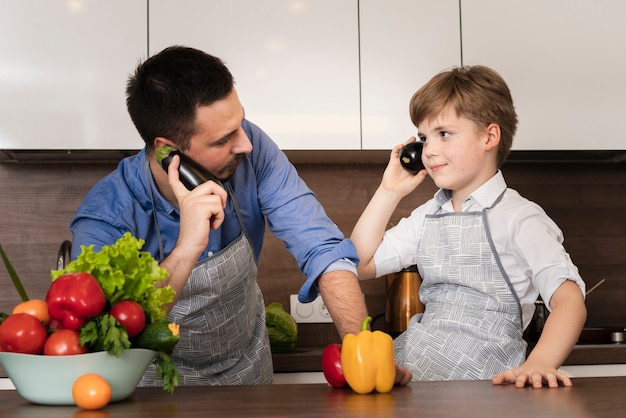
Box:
[131,320,179,354]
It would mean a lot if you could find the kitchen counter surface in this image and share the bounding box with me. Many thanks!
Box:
[2,344,623,380]
[2,377,626,417]
[272,343,626,372]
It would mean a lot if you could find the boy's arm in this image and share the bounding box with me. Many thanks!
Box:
[492,280,586,388]
[351,142,428,280]
[351,185,405,280]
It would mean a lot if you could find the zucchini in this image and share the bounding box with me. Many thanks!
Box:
[131,320,179,354]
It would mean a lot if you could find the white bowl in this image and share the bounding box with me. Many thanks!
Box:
[0,348,155,405]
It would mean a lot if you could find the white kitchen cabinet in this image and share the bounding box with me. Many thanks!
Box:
[462,0,626,150]
[0,0,146,150]
[149,0,361,150]
[359,0,461,150]
[5,1,621,153]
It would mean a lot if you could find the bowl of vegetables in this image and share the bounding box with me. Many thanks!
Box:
[0,233,180,408]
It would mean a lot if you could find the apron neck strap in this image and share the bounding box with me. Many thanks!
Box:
[145,156,166,261]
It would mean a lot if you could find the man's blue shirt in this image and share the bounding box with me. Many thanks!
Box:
[70,119,358,302]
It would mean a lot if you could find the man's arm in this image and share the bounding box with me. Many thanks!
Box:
[317,269,367,338]
[317,269,413,385]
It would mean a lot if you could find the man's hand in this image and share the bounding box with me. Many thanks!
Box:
[395,364,412,386]
[167,154,228,250]
[158,154,228,304]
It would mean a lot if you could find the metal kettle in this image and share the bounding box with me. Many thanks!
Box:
[385,265,424,337]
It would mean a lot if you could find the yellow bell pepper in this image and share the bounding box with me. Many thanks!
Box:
[340,316,395,394]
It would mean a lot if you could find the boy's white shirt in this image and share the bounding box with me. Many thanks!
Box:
[373,170,586,330]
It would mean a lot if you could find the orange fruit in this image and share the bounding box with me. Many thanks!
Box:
[72,373,112,410]
[12,299,50,325]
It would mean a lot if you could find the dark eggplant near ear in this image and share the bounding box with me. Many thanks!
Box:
[399,141,424,173]
[160,148,221,190]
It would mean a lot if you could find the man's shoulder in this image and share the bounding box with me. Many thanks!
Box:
[241,119,291,174]
[244,119,278,150]
[76,154,145,220]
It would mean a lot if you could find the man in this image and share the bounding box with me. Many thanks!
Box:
[71,45,410,386]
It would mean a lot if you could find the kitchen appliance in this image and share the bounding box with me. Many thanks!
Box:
[385,265,424,337]
[523,298,547,343]
[524,278,612,344]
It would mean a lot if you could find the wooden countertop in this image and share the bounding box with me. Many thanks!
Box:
[2,377,626,417]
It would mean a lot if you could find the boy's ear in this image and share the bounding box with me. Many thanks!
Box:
[484,123,500,151]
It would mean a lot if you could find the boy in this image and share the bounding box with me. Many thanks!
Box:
[351,66,586,388]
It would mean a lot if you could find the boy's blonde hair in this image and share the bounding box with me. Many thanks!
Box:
[409,65,518,167]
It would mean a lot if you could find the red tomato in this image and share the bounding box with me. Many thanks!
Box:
[43,328,88,356]
[0,313,48,354]
[110,300,146,338]
[322,343,347,388]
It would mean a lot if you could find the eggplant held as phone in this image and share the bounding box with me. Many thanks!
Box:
[156,145,221,190]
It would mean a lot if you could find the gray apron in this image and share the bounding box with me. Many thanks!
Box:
[394,194,526,380]
[140,175,273,386]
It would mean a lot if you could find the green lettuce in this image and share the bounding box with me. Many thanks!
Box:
[51,232,174,322]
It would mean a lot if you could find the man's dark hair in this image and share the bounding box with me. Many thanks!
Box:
[126,45,234,150]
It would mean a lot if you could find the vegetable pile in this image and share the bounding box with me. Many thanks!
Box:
[0,233,180,393]
[321,316,395,394]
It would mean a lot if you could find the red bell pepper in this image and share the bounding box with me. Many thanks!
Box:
[322,343,347,388]
[45,272,106,331]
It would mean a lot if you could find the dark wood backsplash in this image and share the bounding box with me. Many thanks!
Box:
[1,158,625,348]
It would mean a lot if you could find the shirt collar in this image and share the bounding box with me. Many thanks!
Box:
[137,149,179,216]
[434,170,508,211]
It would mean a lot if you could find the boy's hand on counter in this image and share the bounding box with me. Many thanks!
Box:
[491,363,572,388]
[493,280,586,389]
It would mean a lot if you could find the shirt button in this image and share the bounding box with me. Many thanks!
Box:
[207,251,214,257]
